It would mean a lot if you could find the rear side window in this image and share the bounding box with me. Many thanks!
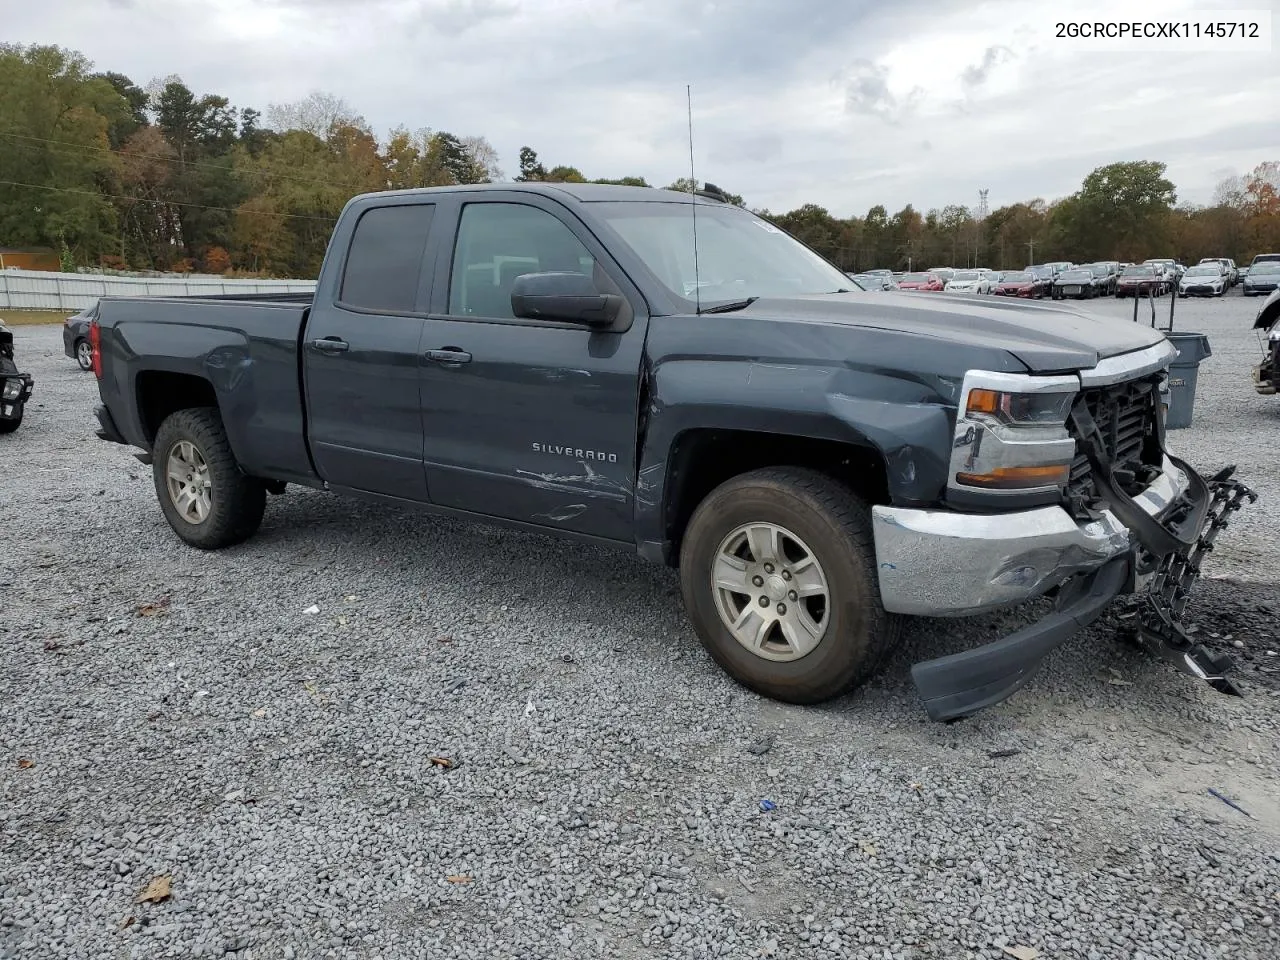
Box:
[339,204,435,312]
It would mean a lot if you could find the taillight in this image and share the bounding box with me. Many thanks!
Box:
[89,319,102,379]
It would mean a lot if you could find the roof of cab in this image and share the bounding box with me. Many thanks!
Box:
[348,181,724,206]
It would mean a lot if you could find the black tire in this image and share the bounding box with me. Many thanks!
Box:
[152,407,265,549]
[0,402,22,434]
[678,466,901,704]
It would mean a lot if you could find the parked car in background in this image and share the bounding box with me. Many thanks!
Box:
[1243,261,1280,296]
[1199,257,1238,286]
[863,269,894,280]
[1177,263,1228,297]
[1082,262,1120,295]
[1249,252,1280,268]
[63,303,99,371]
[1116,263,1168,297]
[0,318,35,434]
[897,271,945,291]
[943,269,994,294]
[847,272,896,291]
[1144,258,1183,283]
[1239,266,1250,284]
[926,267,955,284]
[992,269,1049,298]
[1051,267,1098,300]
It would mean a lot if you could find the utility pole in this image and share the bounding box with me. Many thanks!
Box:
[1026,238,1036,265]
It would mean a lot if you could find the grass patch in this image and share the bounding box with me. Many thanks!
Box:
[1,309,72,325]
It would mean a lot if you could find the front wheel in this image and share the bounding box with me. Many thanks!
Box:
[75,339,93,371]
[152,407,266,549]
[678,467,900,704]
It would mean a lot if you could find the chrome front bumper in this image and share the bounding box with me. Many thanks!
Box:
[871,457,1191,617]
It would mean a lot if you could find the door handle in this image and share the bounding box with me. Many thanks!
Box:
[310,337,350,353]
[425,348,472,365]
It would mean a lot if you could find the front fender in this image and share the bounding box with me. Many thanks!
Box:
[633,357,955,551]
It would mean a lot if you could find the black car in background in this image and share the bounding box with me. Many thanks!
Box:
[1082,261,1119,295]
[1050,267,1098,300]
[63,303,98,370]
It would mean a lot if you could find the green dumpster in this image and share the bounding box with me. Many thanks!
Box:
[1163,332,1211,429]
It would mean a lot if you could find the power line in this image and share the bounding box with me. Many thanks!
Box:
[0,130,366,192]
[0,178,338,222]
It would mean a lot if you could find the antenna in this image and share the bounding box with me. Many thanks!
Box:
[686,84,701,315]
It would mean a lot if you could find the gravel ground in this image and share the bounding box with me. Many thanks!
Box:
[2,297,1278,960]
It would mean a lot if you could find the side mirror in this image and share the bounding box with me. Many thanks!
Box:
[510,272,622,326]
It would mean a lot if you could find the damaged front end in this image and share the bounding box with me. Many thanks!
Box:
[1252,290,1280,395]
[1070,397,1256,696]
[874,342,1257,721]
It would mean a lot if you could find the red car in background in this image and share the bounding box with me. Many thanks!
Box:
[897,271,945,292]
[992,269,1049,299]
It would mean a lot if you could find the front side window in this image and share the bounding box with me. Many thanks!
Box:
[340,204,435,312]
[448,203,595,319]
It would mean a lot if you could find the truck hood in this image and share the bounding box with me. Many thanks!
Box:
[735,291,1167,373]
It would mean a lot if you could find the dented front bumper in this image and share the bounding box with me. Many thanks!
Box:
[870,456,1191,617]
[871,454,1255,721]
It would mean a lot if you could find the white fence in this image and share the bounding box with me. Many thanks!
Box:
[0,268,316,312]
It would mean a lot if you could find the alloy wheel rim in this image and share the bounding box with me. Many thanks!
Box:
[166,440,212,524]
[710,521,831,662]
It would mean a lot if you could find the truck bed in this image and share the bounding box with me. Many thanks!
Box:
[95,294,319,487]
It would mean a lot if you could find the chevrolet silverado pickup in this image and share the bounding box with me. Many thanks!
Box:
[89,183,1254,720]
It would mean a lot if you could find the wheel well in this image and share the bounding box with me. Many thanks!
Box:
[136,371,218,443]
[663,429,889,564]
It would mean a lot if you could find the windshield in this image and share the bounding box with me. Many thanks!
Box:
[1122,265,1155,277]
[901,272,931,282]
[1185,265,1220,277]
[1060,270,1091,280]
[951,271,980,280]
[591,201,851,307]
[1001,271,1031,282]
[1252,262,1280,275]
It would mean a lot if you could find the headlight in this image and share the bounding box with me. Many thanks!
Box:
[950,373,1079,494]
[965,389,1075,426]
[1,379,22,401]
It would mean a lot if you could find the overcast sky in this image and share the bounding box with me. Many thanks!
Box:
[10,0,1279,217]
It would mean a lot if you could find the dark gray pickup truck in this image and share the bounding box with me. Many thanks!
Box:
[90,182,1254,719]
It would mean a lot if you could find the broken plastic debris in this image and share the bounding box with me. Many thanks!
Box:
[1001,947,1039,960]
[746,734,776,756]
[428,756,454,770]
[524,697,536,718]
[759,799,777,812]
[302,605,320,615]
[1207,787,1254,819]
[446,874,473,884]
[988,748,1021,759]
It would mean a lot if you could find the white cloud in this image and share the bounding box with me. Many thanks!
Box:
[6,0,1278,216]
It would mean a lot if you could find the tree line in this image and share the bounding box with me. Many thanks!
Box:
[1,43,1277,278]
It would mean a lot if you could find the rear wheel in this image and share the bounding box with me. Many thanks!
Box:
[678,467,900,704]
[75,339,93,371]
[152,407,266,549]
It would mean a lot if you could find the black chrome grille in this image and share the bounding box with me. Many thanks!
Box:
[1066,376,1161,507]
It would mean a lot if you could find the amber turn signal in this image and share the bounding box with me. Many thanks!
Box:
[966,388,1002,415]
[955,464,1071,490]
